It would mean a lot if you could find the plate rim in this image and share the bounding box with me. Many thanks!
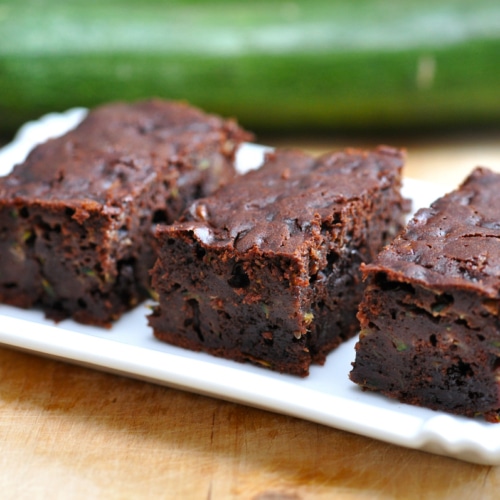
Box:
[1,109,499,466]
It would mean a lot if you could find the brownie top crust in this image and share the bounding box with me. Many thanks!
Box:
[365,167,500,297]
[0,99,247,205]
[166,146,405,254]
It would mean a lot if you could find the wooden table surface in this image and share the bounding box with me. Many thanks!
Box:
[1,131,500,500]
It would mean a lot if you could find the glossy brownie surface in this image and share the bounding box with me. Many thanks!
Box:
[150,146,408,376]
[0,99,250,326]
[351,167,500,421]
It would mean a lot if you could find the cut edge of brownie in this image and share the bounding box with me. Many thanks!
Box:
[149,146,410,376]
[350,167,500,422]
[0,99,252,327]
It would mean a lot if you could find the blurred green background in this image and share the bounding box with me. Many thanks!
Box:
[1,0,500,140]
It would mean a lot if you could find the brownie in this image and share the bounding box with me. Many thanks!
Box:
[0,99,251,326]
[350,167,500,422]
[149,146,408,376]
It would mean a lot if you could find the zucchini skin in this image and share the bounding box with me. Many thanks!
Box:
[1,1,500,136]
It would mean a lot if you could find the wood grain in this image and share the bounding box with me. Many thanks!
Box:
[2,136,500,499]
[0,346,498,499]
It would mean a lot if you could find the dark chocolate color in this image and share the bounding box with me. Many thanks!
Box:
[350,167,500,422]
[0,99,251,326]
[150,146,408,376]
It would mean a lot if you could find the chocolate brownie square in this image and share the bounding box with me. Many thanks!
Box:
[149,146,408,376]
[350,167,500,422]
[0,99,251,326]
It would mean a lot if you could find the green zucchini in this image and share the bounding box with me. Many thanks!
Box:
[1,0,500,137]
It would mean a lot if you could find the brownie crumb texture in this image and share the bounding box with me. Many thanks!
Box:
[150,146,409,376]
[0,99,251,326]
[350,167,500,422]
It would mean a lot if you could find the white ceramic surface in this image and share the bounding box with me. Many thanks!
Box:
[1,111,499,466]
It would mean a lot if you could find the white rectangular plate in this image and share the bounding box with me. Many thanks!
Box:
[1,110,500,466]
